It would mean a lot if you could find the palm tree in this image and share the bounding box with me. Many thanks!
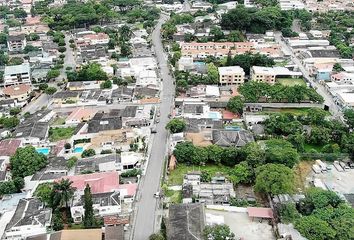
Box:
[51,179,75,210]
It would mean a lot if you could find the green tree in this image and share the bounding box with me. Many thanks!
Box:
[52,210,64,231]
[35,183,53,206]
[295,216,336,240]
[66,156,78,169]
[24,45,40,53]
[278,203,300,223]
[10,146,48,178]
[242,142,265,168]
[255,163,294,195]
[227,30,244,42]
[226,96,244,115]
[173,142,197,164]
[83,184,95,228]
[149,233,164,240]
[207,62,218,84]
[0,50,8,66]
[308,126,331,145]
[332,62,344,72]
[0,116,20,128]
[0,33,7,45]
[307,108,327,125]
[8,57,24,66]
[39,83,49,91]
[9,107,21,116]
[305,188,343,210]
[46,69,60,80]
[166,119,186,133]
[288,133,305,152]
[81,149,96,158]
[76,63,108,81]
[265,139,300,168]
[50,179,75,210]
[229,161,253,185]
[203,224,235,240]
[44,87,57,95]
[100,80,112,89]
[13,8,27,18]
[0,181,17,195]
[344,109,354,128]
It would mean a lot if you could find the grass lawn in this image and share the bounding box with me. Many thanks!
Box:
[304,143,323,153]
[277,78,306,87]
[49,127,76,142]
[293,161,314,191]
[165,190,182,204]
[262,108,312,116]
[167,163,232,186]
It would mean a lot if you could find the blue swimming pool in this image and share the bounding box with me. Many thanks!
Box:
[73,147,84,153]
[208,112,220,119]
[36,147,50,155]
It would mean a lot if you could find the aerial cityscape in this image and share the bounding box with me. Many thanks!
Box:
[0,0,353,239]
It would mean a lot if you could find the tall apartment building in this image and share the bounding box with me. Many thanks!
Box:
[218,66,245,85]
[3,63,31,86]
[250,66,276,84]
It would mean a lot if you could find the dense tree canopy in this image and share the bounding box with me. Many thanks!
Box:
[265,139,300,168]
[166,119,186,133]
[239,82,324,103]
[227,96,244,115]
[10,146,48,178]
[225,53,275,75]
[203,224,235,240]
[68,63,108,81]
[221,5,293,33]
[255,163,294,195]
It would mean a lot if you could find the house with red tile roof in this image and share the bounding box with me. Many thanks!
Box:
[59,172,137,223]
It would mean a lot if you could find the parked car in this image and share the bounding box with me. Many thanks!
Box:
[154,192,160,198]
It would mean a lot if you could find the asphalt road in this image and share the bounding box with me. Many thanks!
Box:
[274,32,343,120]
[132,13,174,240]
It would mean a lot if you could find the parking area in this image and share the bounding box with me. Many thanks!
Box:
[205,209,275,240]
[310,166,354,194]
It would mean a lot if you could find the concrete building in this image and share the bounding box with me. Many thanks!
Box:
[279,0,305,10]
[7,34,27,52]
[2,84,32,106]
[250,66,302,84]
[3,63,31,86]
[250,66,276,84]
[218,66,245,85]
[136,70,158,87]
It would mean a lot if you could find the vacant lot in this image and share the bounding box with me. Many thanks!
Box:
[167,163,231,186]
[277,78,306,86]
[49,127,76,142]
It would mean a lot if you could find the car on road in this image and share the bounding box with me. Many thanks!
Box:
[155,118,160,123]
[151,127,157,133]
[153,192,160,198]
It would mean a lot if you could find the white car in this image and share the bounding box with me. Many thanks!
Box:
[153,192,160,198]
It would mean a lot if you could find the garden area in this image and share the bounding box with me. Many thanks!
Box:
[49,127,76,142]
[277,78,306,87]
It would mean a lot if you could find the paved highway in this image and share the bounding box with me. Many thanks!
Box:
[274,32,343,119]
[132,13,174,240]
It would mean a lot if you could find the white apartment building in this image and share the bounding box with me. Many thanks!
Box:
[3,63,31,86]
[218,66,245,85]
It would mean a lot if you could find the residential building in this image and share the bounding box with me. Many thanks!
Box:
[250,66,276,84]
[3,198,52,240]
[218,66,245,85]
[250,66,302,84]
[48,229,103,240]
[212,129,254,147]
[2,84,32,106]
[331,72,354,83]
[76,32,110,46]
[279,0,305,10]
[88,109,123,133]
[167,204,205,240]
[65,107,98,125]
[7,34,27,52]
[59,172,136,223]
[136,70,158,87]
[3,63,31,86]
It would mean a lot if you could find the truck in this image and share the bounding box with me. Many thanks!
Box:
[312,164,321,174]
[315,160,327,172]
[333,161,344,172]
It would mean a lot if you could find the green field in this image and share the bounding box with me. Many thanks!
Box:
[167,163,231,185]
[277,78,306,86]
